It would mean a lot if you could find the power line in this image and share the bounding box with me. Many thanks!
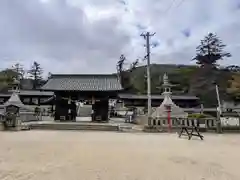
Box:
[163,0,178,14]
[161,0,188,18]
[138,0,188,61]
[175,0,187,8]
[137,0,187,125]
[141,32,155,125]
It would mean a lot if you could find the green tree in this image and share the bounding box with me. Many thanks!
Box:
[0,68,19,81]
[28,61,43,89]
[0,68,19,92]
[193,33,231,68]
[227,73,240,100]
[116,55,139,91]
[172,66,198,93]
[11,63,25,80]
[129,59,139,72]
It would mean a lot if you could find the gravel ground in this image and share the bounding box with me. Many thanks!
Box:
[0,131,240,180]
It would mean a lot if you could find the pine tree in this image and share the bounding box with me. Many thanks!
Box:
[11,63,25,80]
[116,54,126,74]
[129,59,139,72]
[193,33,231,67]
[28,61,43,89]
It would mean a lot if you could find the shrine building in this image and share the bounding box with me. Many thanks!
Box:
[41,74,123,121]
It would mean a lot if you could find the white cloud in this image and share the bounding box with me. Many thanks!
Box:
[0,0,240,76]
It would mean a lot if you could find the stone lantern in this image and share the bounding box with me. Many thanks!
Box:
[151,73,188,131]
[2,93,24,131]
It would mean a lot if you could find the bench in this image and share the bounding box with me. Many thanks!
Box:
[178,125,204,140]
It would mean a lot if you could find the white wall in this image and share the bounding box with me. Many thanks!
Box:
[221,117,240,126]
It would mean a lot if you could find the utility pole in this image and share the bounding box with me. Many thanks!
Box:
[215,84,222,133]
[141,32,155,125]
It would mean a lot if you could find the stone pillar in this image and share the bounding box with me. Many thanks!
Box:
[14,117,22,131]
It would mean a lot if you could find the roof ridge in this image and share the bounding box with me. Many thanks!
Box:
[41,74,123,91]
[51,74,117,77]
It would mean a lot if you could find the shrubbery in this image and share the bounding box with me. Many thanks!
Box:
[188,113,212,119]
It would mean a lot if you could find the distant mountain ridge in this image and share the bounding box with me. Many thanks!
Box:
[120,63,239,107]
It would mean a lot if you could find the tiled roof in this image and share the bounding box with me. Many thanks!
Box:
[0,90,54,97]
[118,93,199,100]
[17,90,54,96]
[20,79,34,90]
[0,93,11,97]
[41,74,123,91]
[4,93,24,107]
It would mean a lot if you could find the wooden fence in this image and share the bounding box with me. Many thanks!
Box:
[149,118,215,128]
[146,117,240,132]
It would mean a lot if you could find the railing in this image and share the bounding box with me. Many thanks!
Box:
[148,117,217,131]
[147,117,240,132]
[19,111,42,122]
[115,106,219,115]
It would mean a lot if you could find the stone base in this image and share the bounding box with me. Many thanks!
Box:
[0,122,5,131]
[29,122,119,131]
[11,126,22,131]
[135,115,148,125]
[0,122,22,131]
[4,126,22,131]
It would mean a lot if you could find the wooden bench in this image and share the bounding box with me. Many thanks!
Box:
[178,125,204,140]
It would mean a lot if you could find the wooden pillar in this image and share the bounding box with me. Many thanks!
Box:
[165,105,172,132]
[54,94,59,121]
[54,93,66,121]
[91,96,95,121]
[37,97,40,106]
[29,97,32,105]
[68,96,71,121]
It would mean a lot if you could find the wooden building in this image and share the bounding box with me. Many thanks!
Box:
[0,90,54,106]
[41,74,123,121]
[0,77,54,107]
[118,93,200,108]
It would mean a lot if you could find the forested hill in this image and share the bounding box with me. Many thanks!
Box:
[120,63,240,107]
[116,33,240,107]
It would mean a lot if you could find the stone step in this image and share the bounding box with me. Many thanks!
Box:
[77,106,92,117]
[29,123,119,131]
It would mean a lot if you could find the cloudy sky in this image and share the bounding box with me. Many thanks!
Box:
[0,0,240,76]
